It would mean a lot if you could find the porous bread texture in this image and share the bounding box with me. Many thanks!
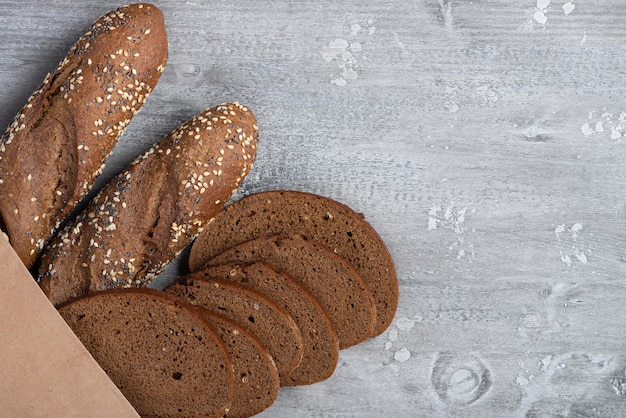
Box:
[166,276,304,379]
[38,102,258,306]
[199,261,339,386]
[57,288,233,418]
[200,310,280,418]
[0,3,168,269]
[188,190,398,336]
[203,234,377,349]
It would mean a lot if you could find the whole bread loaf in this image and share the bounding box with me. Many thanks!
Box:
[166,276,304,379]
[0,3,168,269]
[204,234,377,349]
[188,190,398,336]
[58,288,234,418]
[199,262,339,386]
[38,102,258,306]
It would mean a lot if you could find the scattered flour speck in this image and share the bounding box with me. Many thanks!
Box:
[554,224,566,237]
[611,128,623,140]
[341,68,358,80]
[573,248,588,264]
[394,347,411,362]
[570,223,583,238]
[389,328,398,342]
[533,10,548,24]
[581,123,594,137]
[428,205,441,230]
[396,317,415,332]
[556,223,589,267]
[581,111,625,142]
[560,251,573,266]
[537,0,550,9]
[562,2,575,15]
[516,373,531,386]
[539,355,553,371]
[595,121,605,133]
[350,23,361,36]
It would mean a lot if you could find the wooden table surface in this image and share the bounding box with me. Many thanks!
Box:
[1,1,625,416]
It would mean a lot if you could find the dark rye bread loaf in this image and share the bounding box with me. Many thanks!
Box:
[199,262,339,386]
[57,288,233,418]
[201,310,279,418]
[203,234,376,349]
[188,190,398,337]
[0,3,168,269]
[38,103,258,306]
[166,277,304,379]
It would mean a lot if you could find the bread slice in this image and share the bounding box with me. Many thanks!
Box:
[57,288,233,418]
[0,3,168,269]
[38,102,258,306]
[165,277,304,379]
[201,310,280,418]
[187,190,397,336]
[202,234,376,349]
[198,262,339,386]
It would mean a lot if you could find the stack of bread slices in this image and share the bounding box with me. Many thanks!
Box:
[0,3,398,417]
[57,190,398,417]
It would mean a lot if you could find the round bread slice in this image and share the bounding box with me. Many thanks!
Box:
[199,261,339,386]
[200,310,279,418]
[57,288,233,418]
[188,190,398,337]
[165,277,304,379]
[203,234,376,349]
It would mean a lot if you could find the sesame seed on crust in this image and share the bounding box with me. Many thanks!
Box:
[0,3,168,269]
[37,103,258,306]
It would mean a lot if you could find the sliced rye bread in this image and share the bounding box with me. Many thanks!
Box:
[198,261,339,386]
[200,310,280,418]
[57,288,233,418]
[201,234,376,349]
[165,277,304,379]
[187,190,397,337]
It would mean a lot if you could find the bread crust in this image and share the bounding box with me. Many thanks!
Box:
[199,261,340,386]
[166,276,304,379]
[188,189,398,336]
[0,3,168,269]
[38,103,258,306]
[200,309,280,418]
[204,234,377,349]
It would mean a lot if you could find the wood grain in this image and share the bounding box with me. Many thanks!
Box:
[1,0,625,416]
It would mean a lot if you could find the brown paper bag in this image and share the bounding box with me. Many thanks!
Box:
[0,236,138,417]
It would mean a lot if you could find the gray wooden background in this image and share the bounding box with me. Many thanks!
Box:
[1,1,625,416]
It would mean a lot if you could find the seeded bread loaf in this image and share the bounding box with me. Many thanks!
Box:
[188,190,398,337]
[166,276,303,379]
[0,3,168,269]
[200,310,280,418]
[199,262,339,386]
[57,288,233,418]
[37,103,258,306]
[203,234,377,349]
